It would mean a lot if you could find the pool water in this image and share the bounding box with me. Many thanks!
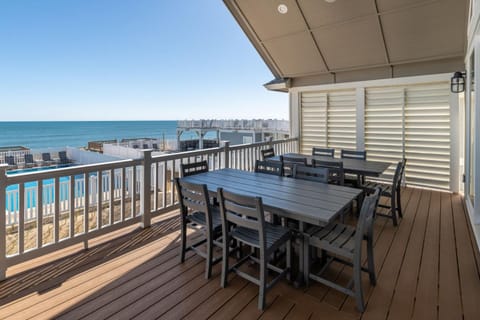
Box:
[7,164,73,175]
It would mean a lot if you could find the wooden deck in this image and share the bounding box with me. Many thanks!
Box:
[0,188,479,319]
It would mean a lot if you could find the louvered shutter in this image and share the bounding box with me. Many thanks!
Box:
[300,92,327,154]
[365,87,404,180]
[404,83,451,190]
[327,90,357,156]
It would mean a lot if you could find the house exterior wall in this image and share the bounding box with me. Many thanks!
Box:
[290,74,460,192]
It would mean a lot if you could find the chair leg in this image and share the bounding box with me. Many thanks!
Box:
[258,251,267,310]
[303,237,310,287]
[180,223,187,263]
[353,258,365,312]
[205,233,213,279]
[286,239,292,282]
[396,189,403,218]
[221,235,229,288]
[367,238,376,286]
[390,194,398,226]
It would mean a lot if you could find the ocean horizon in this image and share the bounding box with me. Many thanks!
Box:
[0,121,182,150]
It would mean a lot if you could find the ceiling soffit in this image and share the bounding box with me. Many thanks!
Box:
[225,0,468,84]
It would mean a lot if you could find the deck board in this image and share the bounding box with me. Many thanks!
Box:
[438,192,463,320]
[0,188,479,320]
[411,191,440,320]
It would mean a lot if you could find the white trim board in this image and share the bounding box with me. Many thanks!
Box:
[290,73,452,93]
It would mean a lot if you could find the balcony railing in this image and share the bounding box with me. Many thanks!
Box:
[0,137,298,279]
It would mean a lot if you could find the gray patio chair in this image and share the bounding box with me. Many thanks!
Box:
[218,188,292,310]
[175,179,222,279]
[363,159,406,226]
[181,160,209,177]
[293,164,329,183]
[254,159,283,176]
[261,147,275,160]
[312,147,335,158]
[304,187,381,312]
[341,149,367,187]
[282,155,307,177]
[312,159,345,186]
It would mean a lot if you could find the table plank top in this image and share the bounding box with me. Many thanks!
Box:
[272,153,392,177]
[181,168,362,226]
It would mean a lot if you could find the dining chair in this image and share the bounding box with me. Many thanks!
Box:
[304,187,381,312]
[218,188,292,310]
[312,159,344,186]
[282,155,307,177]
[293,164,329,183]
[175,179,222,279]
[341,149,367,186]
[255,159,283,176]
[363,159,406,226]
[261,147,275,160]
[181,160,209,177]
[312,147,335,158]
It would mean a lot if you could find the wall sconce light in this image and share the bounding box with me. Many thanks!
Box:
[451,71,466,93]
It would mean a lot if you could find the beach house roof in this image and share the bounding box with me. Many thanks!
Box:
[223,0,468,89]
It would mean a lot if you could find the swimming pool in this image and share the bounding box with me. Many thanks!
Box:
[6,164,76,192]
[7,163,73,175]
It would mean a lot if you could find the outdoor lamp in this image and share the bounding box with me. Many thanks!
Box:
[451,71,466,93]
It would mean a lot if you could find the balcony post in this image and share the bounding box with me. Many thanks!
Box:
[0,164,8,280]
[140,150,152,228]
[223,141,230,169]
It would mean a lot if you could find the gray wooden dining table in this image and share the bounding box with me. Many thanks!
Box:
[181,168,363,284]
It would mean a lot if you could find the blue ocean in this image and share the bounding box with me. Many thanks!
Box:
[0,121,181,149]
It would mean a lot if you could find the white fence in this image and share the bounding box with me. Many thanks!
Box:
[0,137,298,279]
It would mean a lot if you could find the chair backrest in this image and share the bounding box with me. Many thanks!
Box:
[181,160,209,177]
[341,149,366,160]
[392,159,407,192]
[5,155,15,165]
[355,187,381,251]
[282,155,307,176]
[218,188,266,248]
[59,151,68,160]
[312,147,335,158]
[42,153,52,161]
[293,164,329,183]
[312,159,344,185]
[261,148,275,160]
[175,179,212,227]
[254,159,283,176]
[24,154,34,164]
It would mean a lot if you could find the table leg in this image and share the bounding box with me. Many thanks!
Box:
[293,221,306,288]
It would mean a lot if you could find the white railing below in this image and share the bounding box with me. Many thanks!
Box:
[0,137,298,279]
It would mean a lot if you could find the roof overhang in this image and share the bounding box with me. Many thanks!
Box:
[224,0,469,89]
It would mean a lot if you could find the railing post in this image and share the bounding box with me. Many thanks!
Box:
[140,150,152,228]
[0,164,8,280]
[223,141,230,169]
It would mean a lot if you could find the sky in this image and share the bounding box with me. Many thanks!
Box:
[0,0,288,121]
